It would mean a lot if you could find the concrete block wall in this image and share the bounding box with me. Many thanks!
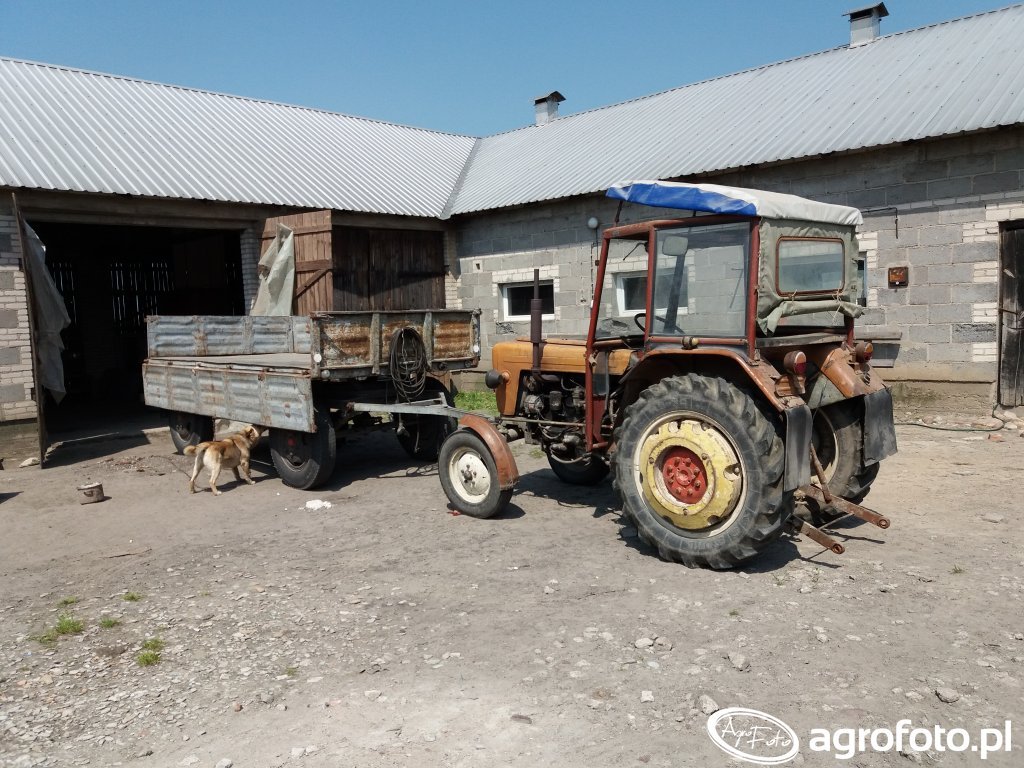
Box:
[0,202,35,421]
[455,126,1024,387]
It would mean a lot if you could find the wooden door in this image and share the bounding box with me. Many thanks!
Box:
[261,210,333,315]
[333,227,445,311]
[999,228,1024,406]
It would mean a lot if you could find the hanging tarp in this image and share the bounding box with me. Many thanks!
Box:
[251,224,295,316]
[22,224,71,402]
[607,180,863,227]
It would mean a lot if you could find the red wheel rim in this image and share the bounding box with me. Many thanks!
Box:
[660,447,708,504]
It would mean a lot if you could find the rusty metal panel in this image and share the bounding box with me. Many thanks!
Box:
[312,310,480,375]
[143,360,313,431]
[147,316,312,357]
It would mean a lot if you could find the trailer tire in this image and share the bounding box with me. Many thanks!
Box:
[396,380,456,461]
[168,411,214,454]
[613,375,792,569]
[439,430,512,519]
[546,452,609,485]
[270,408,337,490]
[811,400,879,504]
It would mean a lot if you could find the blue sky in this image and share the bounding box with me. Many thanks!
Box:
[2,0,1012,136]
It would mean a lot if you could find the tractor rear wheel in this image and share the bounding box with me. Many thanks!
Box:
[613,375,792,569]
[811,400,879,504]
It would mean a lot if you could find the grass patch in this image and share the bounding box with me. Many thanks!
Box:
[34,613,84,644]
[455,390,498,414]
[58,596,79,607]
[136,650,161,667]
[55,614,84,635]
[728,608,740,617]
[141,637,165,652]
[951,564,965,575]
[285,666,299,678]
[529,448,545,459]
[99,617,121,629]
[122,592,143,602]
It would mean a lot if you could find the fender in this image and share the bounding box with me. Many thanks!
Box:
[457,414,519,490]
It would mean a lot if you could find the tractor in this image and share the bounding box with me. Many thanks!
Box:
[438,180,897,568]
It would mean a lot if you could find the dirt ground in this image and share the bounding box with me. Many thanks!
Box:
[1,419,1022,767]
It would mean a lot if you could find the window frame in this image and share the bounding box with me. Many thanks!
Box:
[501,280,555,321]
[774,236,846,296]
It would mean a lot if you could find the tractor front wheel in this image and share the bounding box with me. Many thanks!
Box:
[613,375,792,569]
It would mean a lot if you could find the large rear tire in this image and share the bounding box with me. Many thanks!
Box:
[613,375,792,569]
[270,408,337,490]
[168,411,214,454]
[439,430,512,519]
[812,400,879,504]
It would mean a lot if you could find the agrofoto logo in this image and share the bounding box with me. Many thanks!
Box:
[706,707,800,765]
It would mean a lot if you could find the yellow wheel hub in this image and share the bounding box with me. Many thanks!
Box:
[636,418,742,530]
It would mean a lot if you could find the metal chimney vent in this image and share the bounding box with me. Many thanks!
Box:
[845,3,889,46]
[534,91,565,126]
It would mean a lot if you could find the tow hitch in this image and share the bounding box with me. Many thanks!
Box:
[790,446,892,556]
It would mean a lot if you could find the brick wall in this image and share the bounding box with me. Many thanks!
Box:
[240,225,261,311]
[454,127,1024,385]
[0,202,35,421]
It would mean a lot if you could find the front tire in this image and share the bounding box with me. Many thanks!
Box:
[546,452,609,486]
[270,408,337,490]
[168,411,214,454]
[613,375,791,569]
[439,430,512,519]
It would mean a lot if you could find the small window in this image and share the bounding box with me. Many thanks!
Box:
[502,281,554,320]
[777,238,845,294]
[615,272,647,313]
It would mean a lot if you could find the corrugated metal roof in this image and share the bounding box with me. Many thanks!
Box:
[1,5,1022,219]
[0,58,477,218]
[445,4,1024,215]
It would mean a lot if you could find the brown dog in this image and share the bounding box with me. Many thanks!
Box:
[184,425,263,495]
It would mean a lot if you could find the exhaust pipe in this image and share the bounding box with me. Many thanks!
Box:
[530,268,543,374]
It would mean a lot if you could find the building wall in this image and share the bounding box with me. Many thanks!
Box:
[455,127,1024,387]
[0,201,35,421]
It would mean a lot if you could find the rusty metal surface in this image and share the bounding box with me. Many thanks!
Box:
[147,316,312,358]
[313,310,480,376]
[458,414,519,490]
[143,360,313,432]
[796,519,846,555]
[801,485,891,529]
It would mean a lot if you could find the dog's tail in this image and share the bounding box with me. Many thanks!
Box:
[183,442,210,456]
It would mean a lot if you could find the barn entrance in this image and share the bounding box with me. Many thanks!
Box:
[1000,226,1024,407]
[27,221,244,433]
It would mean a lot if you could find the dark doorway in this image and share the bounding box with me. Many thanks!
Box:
[28,222,244,432]
[999,227,1024,406]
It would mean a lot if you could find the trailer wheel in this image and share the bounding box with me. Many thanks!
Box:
[613,375,792,569]
[168,411,214,454]
[396,380,456,461]
[546,451,609,485]
[270,408,337,490]
[439,430,512,519]
[811,401,879,504]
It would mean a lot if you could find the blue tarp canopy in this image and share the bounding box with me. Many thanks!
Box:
[607,180,862,226]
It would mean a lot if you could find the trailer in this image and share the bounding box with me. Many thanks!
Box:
[142,310,518,493]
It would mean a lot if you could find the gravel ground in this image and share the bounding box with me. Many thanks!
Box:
[1,420,1022,767]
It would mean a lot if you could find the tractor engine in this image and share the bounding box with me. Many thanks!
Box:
[517,373,588,457]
